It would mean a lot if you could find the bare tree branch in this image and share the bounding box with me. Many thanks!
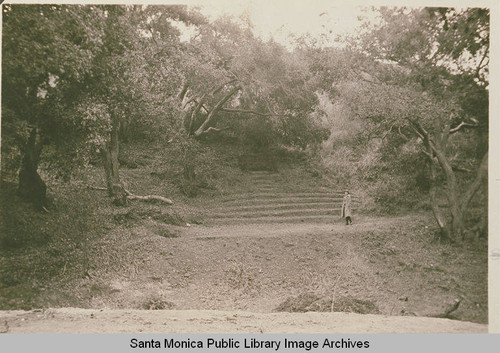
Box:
[183,97,198,108]
[177,80,188,101]
[451,166,472,173]
[476,47,489,78]
[449,121,479,134]
[421,148,434,160]
[409,123,425,140]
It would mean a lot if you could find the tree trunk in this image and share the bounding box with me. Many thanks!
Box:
[102,120,127,206]
[460,152,488,212]
[193,85,241,137]
[436,146,487,241]
[188,94,208,135]
[441,159,464,241]
[410,119,486,241]
[427,155,449,240]
[424,129,487,241]
[18,127,47,209]
[448,202,465,241]
[187,80,237,136]
[423,133,459,241]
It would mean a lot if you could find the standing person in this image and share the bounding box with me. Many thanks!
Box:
[341,191,353,225]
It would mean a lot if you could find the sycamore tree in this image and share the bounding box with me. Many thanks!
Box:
[137,6,330,150]
[173,14,327,147]
[339,7,489,241]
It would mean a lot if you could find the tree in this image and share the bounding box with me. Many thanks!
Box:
[340,7,489,241]
[2,4,105,208]
[86,5,138,205]
[77,5,187,205]
[173,15,328,147]
[2,4,178,206]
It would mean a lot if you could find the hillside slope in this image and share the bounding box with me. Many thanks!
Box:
[0,150,488,333]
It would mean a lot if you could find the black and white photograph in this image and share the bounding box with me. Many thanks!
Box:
[0,0,497,338]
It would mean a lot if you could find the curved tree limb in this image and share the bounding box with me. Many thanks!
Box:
[194,85,242,137]
[187,79,237,135]
[188,93,209,134]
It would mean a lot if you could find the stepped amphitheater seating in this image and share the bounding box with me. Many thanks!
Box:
[205,170,359,225]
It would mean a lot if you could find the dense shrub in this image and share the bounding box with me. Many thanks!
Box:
[238,115,275,151]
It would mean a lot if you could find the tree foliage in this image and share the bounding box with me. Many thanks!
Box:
[1,4,488,241]
[338,7,489,240]
[2,4,108,204]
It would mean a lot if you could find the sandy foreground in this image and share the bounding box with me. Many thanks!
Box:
[0,308,488,333]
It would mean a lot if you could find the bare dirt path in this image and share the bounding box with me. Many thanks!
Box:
[0,308,487,333]
[0,214,488,333]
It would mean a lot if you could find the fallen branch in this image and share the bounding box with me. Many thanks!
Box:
[124,189,174,205]
[86,185,174,205]
[450,121,478,134]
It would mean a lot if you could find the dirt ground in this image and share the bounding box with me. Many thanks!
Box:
[0,214,488,333]
[0,307,487,333]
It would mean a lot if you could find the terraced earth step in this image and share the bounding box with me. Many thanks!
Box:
[206,215,336,225]
[221,192,355,200]
[246,179,283,183]
[209,208,338,219]
[246,175,280,179]
[250,178,280,185]
[214,202,339,212]
[220,197,360,206]
[235,192,357,197]
[247,171,277,174]
[250,188,345,192]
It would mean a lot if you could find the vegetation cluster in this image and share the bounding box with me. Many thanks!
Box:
[0,5,489,312]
